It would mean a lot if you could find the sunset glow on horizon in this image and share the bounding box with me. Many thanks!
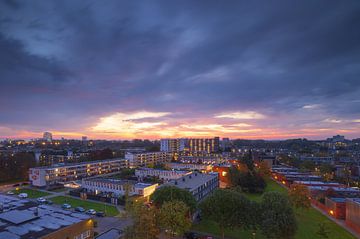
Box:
[0,1,360,140]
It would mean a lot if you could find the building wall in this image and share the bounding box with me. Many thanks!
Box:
[41,219,94,239]
[346,199,360,234]
[325,198,346,219]
[29,159,126,187]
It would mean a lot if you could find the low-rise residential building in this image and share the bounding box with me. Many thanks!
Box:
[325,197,346,219]
[135,168,192,182]
[299,156,334,164]
[166,162,212,172]
[81,178,158,198]
[0,194,94,239]
[125,152,171,168]
[346,198,360,234]
[29,158,127,187]
[165,172,219,201]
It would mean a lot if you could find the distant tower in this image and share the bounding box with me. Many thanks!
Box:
[82,136,88,142]
[43,132,53,142]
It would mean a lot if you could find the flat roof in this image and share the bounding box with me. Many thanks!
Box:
[136,167,190,174]
[0,194,91,239]
[165,172,218,192]
[329,197,346,203]
[83,178,155,188]
[96,228,122,239]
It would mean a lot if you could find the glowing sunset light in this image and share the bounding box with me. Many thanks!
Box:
[215,111,265,120]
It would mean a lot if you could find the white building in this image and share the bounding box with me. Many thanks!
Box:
[43,132,53,142]
[29,158,127,187]
[82,178,158,197]
[165,172,219,201]
[166,162,212,172]
[135,168,192,182]
[160,138,187,152]
[125,152,171,168]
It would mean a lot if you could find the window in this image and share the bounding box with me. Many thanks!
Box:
[74,230,91,239]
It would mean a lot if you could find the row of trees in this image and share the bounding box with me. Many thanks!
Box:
[200,189,297,239]
[0,152,36,183]
[124,186,194,239]
[228,152,267,193]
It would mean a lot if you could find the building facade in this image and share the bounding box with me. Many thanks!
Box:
[165,172,219,201]
[29,158,127,187]
[188,137,220,153]
[82,178,158,198]
[346,198,360,234]
[135,168,192,182]
[160,138,187,152]
[125,152,171,168]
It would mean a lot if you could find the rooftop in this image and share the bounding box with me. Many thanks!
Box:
[165,172,218,192]
[0,194,91,239]
[82,178,155,188]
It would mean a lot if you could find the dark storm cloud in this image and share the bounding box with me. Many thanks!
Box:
[0,0,360,138]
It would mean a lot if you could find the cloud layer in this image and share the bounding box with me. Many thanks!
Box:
[0,0,360,139]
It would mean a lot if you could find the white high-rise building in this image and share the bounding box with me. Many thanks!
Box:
[160,138,187,152]
[43,132,53,142]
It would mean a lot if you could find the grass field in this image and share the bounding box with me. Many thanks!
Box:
[192,178,356,239]
[51,196,119,217]
[12,188,51,198]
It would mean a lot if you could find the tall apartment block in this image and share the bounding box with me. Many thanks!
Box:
[160,138,187,152]
[125,152,171,168]
[188,137,220,153]
[160,137,220,153]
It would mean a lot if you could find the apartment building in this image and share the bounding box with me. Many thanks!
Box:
[29,158,127,187]
[0,194,94,239]
[160,138,187,152]
[188,137,220,153]
[125,152,171,168]
[160,137,220,153]
[82,178,158,198]
[135,167,192,182]
[166,162,212,172]
[165,172,219,201]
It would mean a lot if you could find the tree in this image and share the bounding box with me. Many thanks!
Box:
[158,200,192,238]
[316,223,330,239]
[258,161,271,176]
[199,189,253,239]
[150,186,196,213]
[260,192,297,239]
[123,202,159,239]
[228,165,241,187]
[288,184,311,209]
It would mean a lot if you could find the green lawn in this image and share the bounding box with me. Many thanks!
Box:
[12,188,51,198]
[192,179,356,239]
[51,196,119,217]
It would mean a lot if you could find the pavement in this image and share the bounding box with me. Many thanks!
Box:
[95,216,132,234]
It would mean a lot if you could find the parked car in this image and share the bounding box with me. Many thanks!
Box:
[45,200,53,205]
[6,191,14,195]
[37,197,47,203]
[18,193,28,198]
[96,211,105,217]
[75,207,85,213]
[86,209,96,215]
[62,203,71,209]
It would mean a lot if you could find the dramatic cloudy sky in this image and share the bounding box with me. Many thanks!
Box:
[1,0,360,140]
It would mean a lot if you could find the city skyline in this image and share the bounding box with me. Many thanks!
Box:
[1,1,360,140]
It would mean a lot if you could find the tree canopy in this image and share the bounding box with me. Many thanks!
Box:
[158,200,192,238]
[260,192,297,239]
[199,189,254,239]
[150,186,196,212]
